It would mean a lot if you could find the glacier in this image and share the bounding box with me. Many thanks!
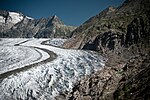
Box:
[0,38,106,100]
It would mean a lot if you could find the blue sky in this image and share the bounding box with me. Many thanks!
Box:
[0,0,124,26]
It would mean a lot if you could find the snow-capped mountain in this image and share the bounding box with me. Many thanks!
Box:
[0,10,76,38]
[6,12,23,24]
[0,10,33,31]
[0,10,32,25]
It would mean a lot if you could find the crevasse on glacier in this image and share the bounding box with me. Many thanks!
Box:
[0,38,106,100]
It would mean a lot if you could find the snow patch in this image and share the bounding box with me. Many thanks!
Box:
[26,16,34,20]
[0,16,5,23]
[8,12,23,24]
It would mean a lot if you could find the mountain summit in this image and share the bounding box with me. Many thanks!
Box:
[0,10,76,38]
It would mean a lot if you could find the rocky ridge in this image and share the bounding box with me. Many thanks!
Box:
[0,10,76,38]
[63,0,150,52]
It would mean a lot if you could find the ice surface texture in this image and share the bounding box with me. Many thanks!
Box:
[0,38,106,100]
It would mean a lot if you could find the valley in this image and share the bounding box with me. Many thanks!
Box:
[0,0,149,99]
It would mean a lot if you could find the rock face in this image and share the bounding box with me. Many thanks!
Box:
[63,0,150,53]
[113,54,150,100]
[61,0,150,99]
[0,10,76,38]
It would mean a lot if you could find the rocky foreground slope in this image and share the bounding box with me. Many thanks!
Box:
[61,0,150,99]
[0,10,76,38]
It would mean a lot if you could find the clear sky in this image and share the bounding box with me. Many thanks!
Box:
[0,0,124,26]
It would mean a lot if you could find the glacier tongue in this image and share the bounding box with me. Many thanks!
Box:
[0,38,106,100]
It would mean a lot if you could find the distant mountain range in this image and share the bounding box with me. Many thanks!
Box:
[0,10,76,38]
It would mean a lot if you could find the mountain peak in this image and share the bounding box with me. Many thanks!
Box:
[51,15,64,25]
[52,15,58,19]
